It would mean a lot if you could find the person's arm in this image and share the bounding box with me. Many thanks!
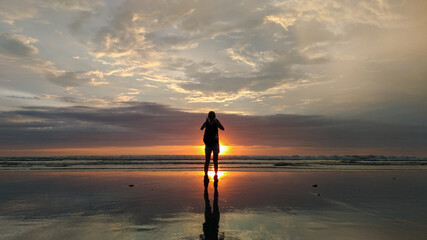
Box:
[216,119,225,131]
[201,119,207,130]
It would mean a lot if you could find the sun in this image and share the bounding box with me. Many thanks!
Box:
[219,144,228,155]
[199,142,229,155]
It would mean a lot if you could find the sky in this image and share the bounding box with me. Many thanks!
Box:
[0,0,426,156]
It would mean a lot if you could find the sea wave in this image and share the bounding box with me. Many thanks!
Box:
[1,155,426,171]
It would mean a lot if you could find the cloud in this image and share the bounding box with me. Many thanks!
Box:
[86,0,425,98]
[85,0,336,99]
[178,47,329,95]
[1,0,426,125]
[40,0,104,12]
[0,32,98,88]
[0,87,41,101]
[0,33,39,58]
[0,33,89,89]
[45,71,90,88]
[264,14,296,31]
[69,11,94,34]
[0,1,38,25]
[0,102,425,155]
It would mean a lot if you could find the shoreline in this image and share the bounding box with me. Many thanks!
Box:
[1,167,427,172]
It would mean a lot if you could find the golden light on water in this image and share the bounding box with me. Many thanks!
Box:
[207,169,226,180]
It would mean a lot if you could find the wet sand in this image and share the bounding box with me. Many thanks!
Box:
[0,170,426,239]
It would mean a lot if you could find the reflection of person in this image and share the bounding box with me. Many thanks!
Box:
[200,183,223,240]
[201,111,224,182]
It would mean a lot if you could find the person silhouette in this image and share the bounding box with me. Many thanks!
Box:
[200,180,223,240]
[201,111,224,183]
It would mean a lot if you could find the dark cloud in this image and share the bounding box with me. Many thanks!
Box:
[0,33,38,58]
[0,102,425,155]
[45,71,90,88]
[6,95,40,100]
[179,47,330,93]
[69,11,94,34]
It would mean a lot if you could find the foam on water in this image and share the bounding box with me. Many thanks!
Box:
[1,155,426,171]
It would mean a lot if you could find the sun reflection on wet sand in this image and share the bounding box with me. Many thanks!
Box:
[201,169,226,181]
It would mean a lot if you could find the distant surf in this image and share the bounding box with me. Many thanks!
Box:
[1,155,426,171]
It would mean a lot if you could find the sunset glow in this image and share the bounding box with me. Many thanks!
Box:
[207,170,226,181]
[199,142,230,155]
[220,144,229,155]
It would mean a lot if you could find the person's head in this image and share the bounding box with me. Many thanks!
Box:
[208,111,216,120]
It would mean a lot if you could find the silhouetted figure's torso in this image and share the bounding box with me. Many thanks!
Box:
[203,120,222,147]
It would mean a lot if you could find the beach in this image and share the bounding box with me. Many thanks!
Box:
[1,0,426,239]
[1,169,426,240]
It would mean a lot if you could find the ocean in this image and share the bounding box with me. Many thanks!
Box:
[1,155,426,171]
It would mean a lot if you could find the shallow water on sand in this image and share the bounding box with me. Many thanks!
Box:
[0,170,426,240]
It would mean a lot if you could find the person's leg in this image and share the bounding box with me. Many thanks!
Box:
[213,145,219,177]
[204,146,212,176]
